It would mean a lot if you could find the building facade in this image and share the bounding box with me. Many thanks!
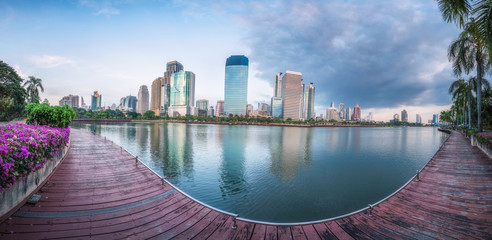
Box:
[162,61,184,114]
[215,100,224,117]
[136,85,149,114]
[224,55,249,116]
[352,104,361,121]
[281,71,303,121]
[339,103,345,120]
[168,71,195,117]
[59,94,79,108]
[271,97,282,118]
[401,109,408,122]
[150,77,162,114]
[416,114,422,124]
[196,99,209,116]
[346,107,351,120]
[91,91,102,110]
[123,95,137,112]
[304,83,315,120]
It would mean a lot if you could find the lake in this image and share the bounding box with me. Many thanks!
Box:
[71,122,448,222]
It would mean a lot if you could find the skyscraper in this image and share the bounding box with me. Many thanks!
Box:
[326,107,338,121]
[224,55,249,116]
[162,61,184,113]
[352,104,361,121]
[91,91,101,110]
[304,83,315,120]
[150,77,162,114]
[401,109,408,122]
[433,114,439,124]
[346,107,351,121]
[123,95,137,112]
[416,114,422,124]
[59,94,79,108]
[216,100,224,117]
[271,97,282,118]
[273,72,282,98]
[168,71,195,117]
[339,103,345,120]
[136,85,149,114]
[196,99,209,116]
[281,71,303,120]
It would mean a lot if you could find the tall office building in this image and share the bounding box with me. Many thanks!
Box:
[196,99,209,116]
[136,85,149,114]
[352,104,361,121]
[346,107,351,120]
[215,100,224,117]
[150,77,163,114]
[162,61,184,113]
[433,114,439,124]
[224,55,249,116]
[326,107,338,121]
[208,106,215,117]
[271,97,282,118]
[59,94,79,108]
[91,91,102,110]
[304,83,315,120]
[281,71,303,120]
[401,109,408,122]
[339,103,345,120]
[273,72,283,98]
[168,71,195,117]
[394,114,400,122]
[123,95,137,112]
[416,114,422,124]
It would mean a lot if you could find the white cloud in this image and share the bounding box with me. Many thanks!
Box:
[28,55,75,68]
[13,64,27,78]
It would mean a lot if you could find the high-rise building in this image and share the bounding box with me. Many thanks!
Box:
[326,107,338,121]
[90,91,102,110]
[352,104,361,121]
[281,71,303,120]
[162,61,184,114]
[224,55,249,116]
[246,104,254,112]
[59,94,79,108]
[346,107,351,121]
[208,106,215,117]
[416,114,422,124]
[339,103,345,120]
[215,100,224,117]
[401,109,408,122]
[150,77,162,114]
[367,112,373,121]
[123,95,137,112]
[136,85,149,114]
[304,83,315,120]
[168,71,195,117]
[394,114,400,122]
[196,99,209,116]
[271,97,282,118]
[433,114,439,124]
[273,72,283,98]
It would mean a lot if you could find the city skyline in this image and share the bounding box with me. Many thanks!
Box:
[0,0,459,122]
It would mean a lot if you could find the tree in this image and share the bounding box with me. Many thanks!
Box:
[24,76,44,104]
[440,110,453,123]
[143,110,156,119]
[0,61,26,121]
[448,19,491,131]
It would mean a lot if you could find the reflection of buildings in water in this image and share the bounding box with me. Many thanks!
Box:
[219,126,247,198]
[135,123,150,154]
[165,123,194,180]
[270,127,312,181]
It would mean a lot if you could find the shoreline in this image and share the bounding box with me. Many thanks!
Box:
[75,118,431,128]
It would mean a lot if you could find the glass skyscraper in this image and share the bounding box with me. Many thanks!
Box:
[304,82,315,120]
[170,71,195,107]
[224,55,248,116]
[271,97,283,118]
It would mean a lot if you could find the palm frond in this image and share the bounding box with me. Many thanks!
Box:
[437,0,472,28]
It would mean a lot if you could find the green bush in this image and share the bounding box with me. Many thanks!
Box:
[26,103,75,128]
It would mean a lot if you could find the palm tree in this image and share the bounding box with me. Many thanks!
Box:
[437,0,492,52]
[23,76,44,104]
[449,78,469,126]
[448,19,491,131]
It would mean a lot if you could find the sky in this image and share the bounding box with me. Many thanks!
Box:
[0,0,461,122]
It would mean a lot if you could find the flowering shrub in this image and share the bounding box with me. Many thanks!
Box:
[0,124,70,193]
[476,132,492,149]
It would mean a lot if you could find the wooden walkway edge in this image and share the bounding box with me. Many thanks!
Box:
[0,128,490,239]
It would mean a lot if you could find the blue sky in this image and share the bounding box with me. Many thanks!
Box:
[1,0,460,121]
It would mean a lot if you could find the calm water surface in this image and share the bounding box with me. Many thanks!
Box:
[72,122,448,222]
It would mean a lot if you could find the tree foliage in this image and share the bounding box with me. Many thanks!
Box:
[24,76,44,104]
[0,61,26,121]
[26,103,75,128]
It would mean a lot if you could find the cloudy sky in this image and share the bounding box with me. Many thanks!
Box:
[1,0,460,121]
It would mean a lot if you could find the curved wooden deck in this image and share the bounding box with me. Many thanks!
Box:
[1,128,491,239]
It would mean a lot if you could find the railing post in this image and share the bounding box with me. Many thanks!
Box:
[416,170,420,182]
[368,204,373,216]
[136,156,138,164]
[232,215,238,229]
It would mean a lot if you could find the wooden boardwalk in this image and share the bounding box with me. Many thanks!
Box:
[1,128,491,239]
